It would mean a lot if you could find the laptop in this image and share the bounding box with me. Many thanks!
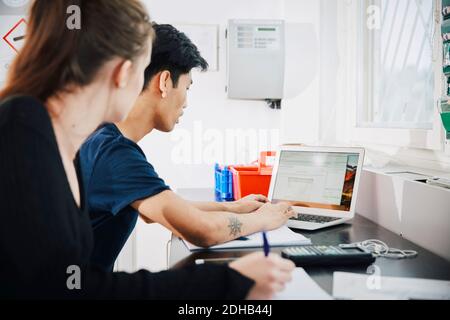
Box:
[268,146,365,230]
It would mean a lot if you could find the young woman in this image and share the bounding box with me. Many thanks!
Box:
[0,0,294,299]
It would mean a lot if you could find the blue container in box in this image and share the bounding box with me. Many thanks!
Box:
[214,164,234,202]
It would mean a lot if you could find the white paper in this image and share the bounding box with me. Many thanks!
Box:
[274,268,333,300]
[183,226,311,251]
[333,272,450,300]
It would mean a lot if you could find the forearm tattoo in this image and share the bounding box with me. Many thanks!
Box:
[228,216,243,237]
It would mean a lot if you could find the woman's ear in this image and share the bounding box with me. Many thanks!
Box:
[159,70,171,98]
[114,59,133,89]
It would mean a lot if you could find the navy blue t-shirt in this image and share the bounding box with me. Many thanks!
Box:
[79,123,170,271]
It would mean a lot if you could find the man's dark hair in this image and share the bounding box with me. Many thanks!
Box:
[143,23,208,90]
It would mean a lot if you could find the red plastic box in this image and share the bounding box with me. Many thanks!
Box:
[230,151,275,200]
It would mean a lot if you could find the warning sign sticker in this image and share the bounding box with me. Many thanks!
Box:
[2,18,27,53]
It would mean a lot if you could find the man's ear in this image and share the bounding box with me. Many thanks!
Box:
[114,59,133,89]
[159,70,171,98]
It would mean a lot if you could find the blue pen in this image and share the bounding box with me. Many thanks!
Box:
[262,231,270,257]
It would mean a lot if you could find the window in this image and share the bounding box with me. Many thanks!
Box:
[358,0,436,130]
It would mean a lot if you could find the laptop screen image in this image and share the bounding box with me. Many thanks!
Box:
[271,151,360,212]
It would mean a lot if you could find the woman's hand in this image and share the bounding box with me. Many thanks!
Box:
[229,252,295,300]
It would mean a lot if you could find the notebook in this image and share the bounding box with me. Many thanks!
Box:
[183,225,311,251]
[274,268,332,300]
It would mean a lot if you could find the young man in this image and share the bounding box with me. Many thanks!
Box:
[80,24,295,271]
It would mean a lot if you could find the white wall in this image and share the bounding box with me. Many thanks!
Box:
[281,0,321,145]
[142,0,284,191]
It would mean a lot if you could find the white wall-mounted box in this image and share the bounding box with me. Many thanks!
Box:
[227,19,285,100]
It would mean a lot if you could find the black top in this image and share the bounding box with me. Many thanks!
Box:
[0,96,254,299]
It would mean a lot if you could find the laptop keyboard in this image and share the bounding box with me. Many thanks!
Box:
[291,214,340,224]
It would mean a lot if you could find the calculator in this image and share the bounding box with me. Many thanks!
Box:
[281,245,375,267]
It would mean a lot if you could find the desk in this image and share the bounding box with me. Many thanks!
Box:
[169,188,450,294]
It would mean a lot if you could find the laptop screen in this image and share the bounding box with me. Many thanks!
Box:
[272,151,360,212]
